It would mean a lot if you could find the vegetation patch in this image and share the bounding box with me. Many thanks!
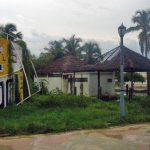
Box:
[0,94,149,136]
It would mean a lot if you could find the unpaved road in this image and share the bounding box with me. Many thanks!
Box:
[0,124,150,150]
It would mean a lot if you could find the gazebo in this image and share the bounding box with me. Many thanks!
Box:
[79,46,150,98]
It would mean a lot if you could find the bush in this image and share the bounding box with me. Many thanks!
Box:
[31,93,97,108]
[133,96,150,110]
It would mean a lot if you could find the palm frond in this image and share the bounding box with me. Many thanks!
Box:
[126,25,141,33]
[16,32,23,39]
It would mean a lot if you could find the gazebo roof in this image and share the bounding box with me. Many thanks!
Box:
[79,46,150,72]
[100,46,150,72]
[37,55,86,75]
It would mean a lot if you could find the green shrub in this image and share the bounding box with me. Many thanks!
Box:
[31,93,97,108]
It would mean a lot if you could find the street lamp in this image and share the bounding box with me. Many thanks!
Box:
[118,23,126,118]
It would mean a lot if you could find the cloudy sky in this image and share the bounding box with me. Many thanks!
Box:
[0,0,150,55]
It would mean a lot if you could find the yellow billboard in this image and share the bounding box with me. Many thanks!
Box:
[0,38,10,77]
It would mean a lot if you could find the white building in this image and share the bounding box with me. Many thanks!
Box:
[37,55,115,98]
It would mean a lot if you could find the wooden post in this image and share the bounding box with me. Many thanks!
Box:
[73,72,76,95]
[98,71,100,99]
[130,72,133,99]
[131,72,134,89]
[70,75,73,94]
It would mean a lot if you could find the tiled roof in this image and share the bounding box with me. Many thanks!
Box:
[37,55,86,74]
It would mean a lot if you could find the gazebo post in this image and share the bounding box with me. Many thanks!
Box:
[130,72,134,100]
[73,72,76,95]
[97,71,101,99]
[70,74,73,94]
[131,72,134,90]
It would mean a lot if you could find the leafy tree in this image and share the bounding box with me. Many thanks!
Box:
[63,34,82,56]
[124,72,145,83]
[116,72,145,83]
[34,52,54,69]
[0,23,22,41]
[80,42,101,64]
[127,10,150,57]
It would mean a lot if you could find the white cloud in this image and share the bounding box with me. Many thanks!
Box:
[0,0,149,55]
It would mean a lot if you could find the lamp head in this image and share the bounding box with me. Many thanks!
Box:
[118,23,126,37]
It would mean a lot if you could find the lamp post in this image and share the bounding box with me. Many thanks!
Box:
[118,23,126,118]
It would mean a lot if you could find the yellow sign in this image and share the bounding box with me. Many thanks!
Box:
[0,38,9,76]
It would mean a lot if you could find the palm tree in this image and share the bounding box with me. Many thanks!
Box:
[127,9,150,95]
[44,40,64,59]
[81,42,101,64]
[127,10,150,57]
[63,35,82,56]
[0,23,22,41]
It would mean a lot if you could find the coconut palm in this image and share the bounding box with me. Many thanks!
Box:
[127,10,150,57]
[44,40,64,59]
[127,9,150,95]
[63,35,82,56]
[81,42,101,64]
[0,23,22,41]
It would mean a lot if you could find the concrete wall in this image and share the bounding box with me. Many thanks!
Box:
[37,72,115,97]
[37,75,68,92]
[100,72,115,96]
[75,72,115,97]
[89,72,98,96]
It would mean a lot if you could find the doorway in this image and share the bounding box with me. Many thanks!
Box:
[0,82,4,107]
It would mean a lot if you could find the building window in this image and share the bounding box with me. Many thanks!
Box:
[107,79,112,83]
[0,64,3,72]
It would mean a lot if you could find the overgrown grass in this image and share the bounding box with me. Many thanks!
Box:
[0,93,149,136]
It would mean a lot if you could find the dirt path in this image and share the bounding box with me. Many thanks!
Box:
[0,124,150,150]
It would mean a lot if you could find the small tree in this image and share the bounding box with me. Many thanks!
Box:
[124,72,145,83]
[116,72,145,83]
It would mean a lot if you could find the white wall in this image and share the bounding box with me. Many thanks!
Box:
[75,72,115,97]
[36,72,115,97]
[89,72,98,96]
[100,72,115,96]
[37,75,69,93]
